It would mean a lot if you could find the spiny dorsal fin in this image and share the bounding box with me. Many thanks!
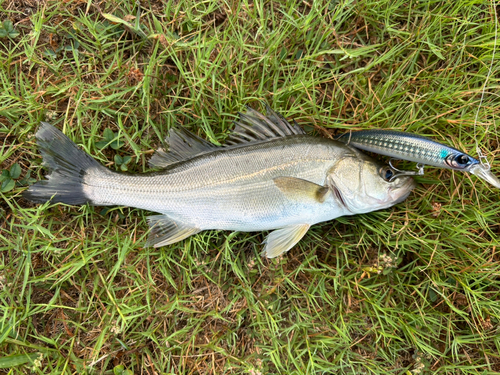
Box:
[145,214,200,247]
[225,104,305,146]
[149,127,217,168]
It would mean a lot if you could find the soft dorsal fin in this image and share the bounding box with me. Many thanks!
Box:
[149,127,218,168]
[225,104,305,146]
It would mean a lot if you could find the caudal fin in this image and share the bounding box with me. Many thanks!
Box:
[23,122,105,205]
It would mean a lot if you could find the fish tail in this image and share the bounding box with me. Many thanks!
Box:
[23,122,106,205]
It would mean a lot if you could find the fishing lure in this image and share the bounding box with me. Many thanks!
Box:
[337,129,500,188]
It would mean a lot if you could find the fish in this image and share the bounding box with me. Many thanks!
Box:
[337,129,500,188]
[23,106,415,258]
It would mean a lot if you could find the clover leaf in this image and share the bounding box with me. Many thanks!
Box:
[0,163,22,192]
[0,20,20,39]
[95,128,124,150]
[114,154,132,171]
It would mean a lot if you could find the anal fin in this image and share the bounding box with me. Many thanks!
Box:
[146,215,200,247]
[262,224,310,258]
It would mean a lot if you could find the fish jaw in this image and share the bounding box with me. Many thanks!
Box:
[387,177,416,206]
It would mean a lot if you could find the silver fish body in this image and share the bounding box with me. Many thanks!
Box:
[25,107,415,257]
[86,137,349,231]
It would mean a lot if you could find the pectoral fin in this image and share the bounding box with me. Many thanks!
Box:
[262,224,310,258]
[273,177,329,203]
[146,215,200,247]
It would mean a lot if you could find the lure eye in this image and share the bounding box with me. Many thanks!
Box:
[381,167,395,182]
[445,153,473,169]
[454,154,470,166]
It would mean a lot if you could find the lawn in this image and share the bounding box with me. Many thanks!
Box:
[1,0,500,373]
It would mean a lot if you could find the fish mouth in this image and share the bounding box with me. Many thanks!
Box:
[389,177,416,205]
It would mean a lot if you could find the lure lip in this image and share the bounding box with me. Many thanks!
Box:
[469,164,500,189]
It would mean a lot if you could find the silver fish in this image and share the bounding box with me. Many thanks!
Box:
[338,129,500,188]
[24,107,415,258]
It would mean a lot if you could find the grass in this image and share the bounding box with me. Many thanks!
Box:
[1,0,500,373]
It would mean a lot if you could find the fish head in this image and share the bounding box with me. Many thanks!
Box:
[327,156,416,214]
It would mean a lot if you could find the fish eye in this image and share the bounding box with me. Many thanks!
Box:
[380,167,395,182]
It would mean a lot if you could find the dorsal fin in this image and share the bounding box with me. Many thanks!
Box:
[149,127,218,168]
[225,104,305,146]
[149,105,306,168]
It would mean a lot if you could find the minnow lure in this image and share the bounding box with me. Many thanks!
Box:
[337,129,500,188]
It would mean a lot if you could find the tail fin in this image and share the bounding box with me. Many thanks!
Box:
[23,122,105,205]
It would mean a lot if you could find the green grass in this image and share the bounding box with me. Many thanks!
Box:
[1,0,500,373]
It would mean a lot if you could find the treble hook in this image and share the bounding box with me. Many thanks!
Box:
[388,159,425,181]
